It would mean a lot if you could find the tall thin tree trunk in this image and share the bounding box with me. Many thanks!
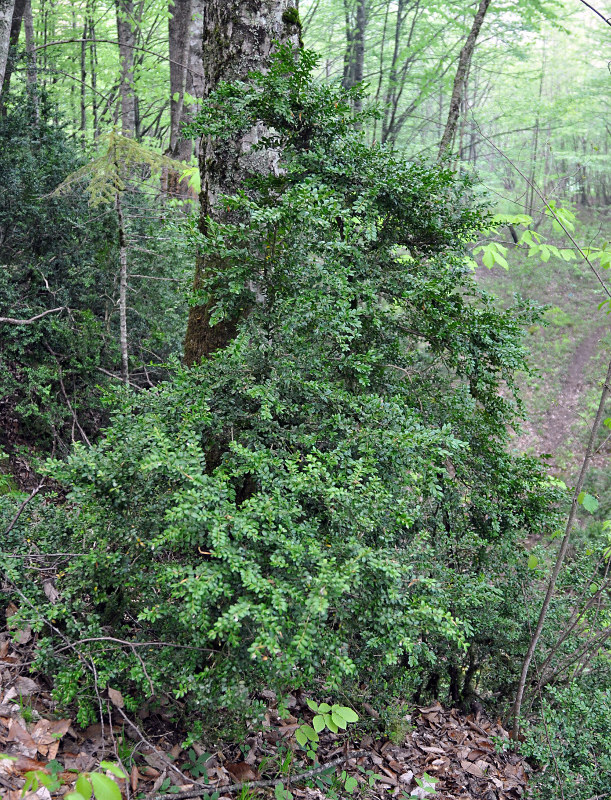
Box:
[381,0,404,144]
[115,0,136,136]
[186,0,204,158]
[513,355,611,736]
[341,0,354,90]
[80,21,87,134]
[437,0,490,159]
[0,0,16,94]
[115,190,130,386]
[1,0,25,101]
[23,0,37,119]
[371,0,390,143]
[88,0,99,137]
[341,0,367,114]
[183,0,302,366]
[352,0,366,113]
[168,0,190,154]
[526,46,545,215]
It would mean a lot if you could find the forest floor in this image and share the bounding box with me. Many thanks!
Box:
[476,222,611,480]
[0,620,528,800]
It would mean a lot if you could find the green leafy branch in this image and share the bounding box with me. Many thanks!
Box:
[19,761,126,800]
[471,210,609,277]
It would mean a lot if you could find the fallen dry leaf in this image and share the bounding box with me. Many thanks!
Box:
[107,687,124,708]
[225,762,259,782]
[7,719,37,757]
[42,581,59,605]
[131,764,140,792]
[14,677,39,697]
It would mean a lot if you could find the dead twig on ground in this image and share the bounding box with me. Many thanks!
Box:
[147,750,370,800]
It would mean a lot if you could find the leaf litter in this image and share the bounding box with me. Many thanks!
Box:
[0,613,529,800]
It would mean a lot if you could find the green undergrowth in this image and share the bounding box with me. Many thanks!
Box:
[0,46,568,742]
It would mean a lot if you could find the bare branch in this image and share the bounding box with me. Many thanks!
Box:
[0,306,65,325]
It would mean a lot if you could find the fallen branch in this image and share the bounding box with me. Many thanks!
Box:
[147,750,370,800]
[0,307,65,325]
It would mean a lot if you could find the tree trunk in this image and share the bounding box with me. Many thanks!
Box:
[23,0,37,119]
[80,21,87,133]
[165,0,195,197]
[0,0,16,93]
[512,355,611,736]
[88,0,99,137]
[186,0,204,158]
[183,0,302,366]
[1,0,25,100]
[115,0,136,136]
[342,0,367,114]
[437,0,490,160]
[115,190,130,386]
[168,0,191,157]
[526,46,545,215]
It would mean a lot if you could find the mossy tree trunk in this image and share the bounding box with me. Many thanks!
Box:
[183,0,302,366]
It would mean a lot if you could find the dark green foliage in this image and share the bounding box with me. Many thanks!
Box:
[521,681,611,799]
[1,49,562,731]
[0,95,189,460]
[0,94,115,455]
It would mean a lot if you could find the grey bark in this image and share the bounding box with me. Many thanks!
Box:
[168,0,190,153]
[1,0,25,99]
[437,0,490,159]
[23,0,37,114]
[80,21,87,132]
[185,0,204,157]
[342,0,367,114]
[0,0,15,92]
[115,190,130,386]
[183,0,302,365]
[115,0,136,136]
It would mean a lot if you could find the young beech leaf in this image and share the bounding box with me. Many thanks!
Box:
[338,706,358,723]
[344,776,358,793]
[323,713,338,733]
[578,492,599,514]
[527,554,539,570]
[312,714,325,733]
[99,762,127,779]
[331,711,348,729]
[89,772,122,800]
[307,699,319,712]
[318,702,331,712]
[75,774,93,799]
[302,724,319,742]
[295,728,308,747]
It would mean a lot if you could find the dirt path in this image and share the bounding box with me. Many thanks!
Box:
[517,326,607,463]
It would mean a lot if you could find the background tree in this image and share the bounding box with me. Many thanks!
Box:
[183,0,302,364]
[437,0,491,158]
[0,0,16,90]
